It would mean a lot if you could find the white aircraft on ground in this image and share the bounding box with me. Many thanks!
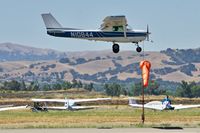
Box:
[0,105,28,111]
[41,13,151,53]
[129,99,200,111]
[31,98,111,111]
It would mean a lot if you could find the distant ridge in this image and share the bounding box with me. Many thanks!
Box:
[0,42,67,61]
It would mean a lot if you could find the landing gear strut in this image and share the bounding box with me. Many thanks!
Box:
[112,43,119,53]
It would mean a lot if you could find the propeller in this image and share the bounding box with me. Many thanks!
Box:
[146,25,150,41]
[146,25,153,42]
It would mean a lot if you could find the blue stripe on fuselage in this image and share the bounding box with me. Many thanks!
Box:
[47,31,146,38]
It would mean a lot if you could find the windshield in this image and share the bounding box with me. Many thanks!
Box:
[126,25,132,31]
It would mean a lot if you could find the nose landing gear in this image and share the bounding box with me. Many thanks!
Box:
[136,43,142,53]
[136,46,142,53]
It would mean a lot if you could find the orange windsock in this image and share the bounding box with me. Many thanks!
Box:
[140,60,151,87]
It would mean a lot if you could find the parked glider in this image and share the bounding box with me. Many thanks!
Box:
[31,98,111,111]
[41,13,151,53]
[129,99,200,111]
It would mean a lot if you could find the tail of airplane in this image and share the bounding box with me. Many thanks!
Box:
[64,97,69,108]
[128,98,137,105]
[41,13,62,29]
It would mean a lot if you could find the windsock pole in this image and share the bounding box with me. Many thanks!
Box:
[142,42,145,124]
[142,84,145,124]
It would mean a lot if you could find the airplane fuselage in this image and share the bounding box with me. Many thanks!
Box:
[47,29,147,43]
[41,13,150,53]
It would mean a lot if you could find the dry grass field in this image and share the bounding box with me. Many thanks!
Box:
[0,90,200,128]
[0,105,199,129]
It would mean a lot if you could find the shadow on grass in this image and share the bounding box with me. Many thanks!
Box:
[153,126,183,130]
[152,123,183,130]
[97,127,113,129]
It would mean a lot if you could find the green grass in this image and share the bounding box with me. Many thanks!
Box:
[0,106,199,128]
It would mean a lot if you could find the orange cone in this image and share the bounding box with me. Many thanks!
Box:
[140,60,151,87]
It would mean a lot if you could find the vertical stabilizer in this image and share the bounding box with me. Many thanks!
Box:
[129,99,137,105]
[41,13,62,29]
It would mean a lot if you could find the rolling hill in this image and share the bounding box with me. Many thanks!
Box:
[0,42,200,89]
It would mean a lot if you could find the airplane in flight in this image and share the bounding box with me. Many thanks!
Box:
[31,98,111,111]
[41,13,151,53]
[129,99,200,111]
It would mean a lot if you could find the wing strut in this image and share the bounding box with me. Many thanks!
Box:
[123,25,127,38]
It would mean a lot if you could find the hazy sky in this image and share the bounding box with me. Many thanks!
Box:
[0,0,200,52]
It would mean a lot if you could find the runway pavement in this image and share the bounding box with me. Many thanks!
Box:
[0,128,200,133]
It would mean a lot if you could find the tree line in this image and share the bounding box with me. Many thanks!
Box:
[104,80,165,97]
[0,79,200,98]
[175,81,200,98]
[0,79,94,92]
[104,80,200,98]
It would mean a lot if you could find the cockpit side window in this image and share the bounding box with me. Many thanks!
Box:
[112,26,124,32]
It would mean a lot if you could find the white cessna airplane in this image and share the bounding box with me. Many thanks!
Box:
[129,99,200,111]
[31,98,111,111]
[41,13,151,53]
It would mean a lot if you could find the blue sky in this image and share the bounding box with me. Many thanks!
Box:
[0,0,200,52]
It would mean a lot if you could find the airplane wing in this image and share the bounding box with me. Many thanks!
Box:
[100,15,127,31]
[71,106,97,110]
[44,106,67,110]
[129,103,163,111]
[129,99,163,110]
[31,98,67,103]
[45,106,97,110]
[35,105,98,111]
[0,104,14,108]
[72,98,111,103]
[0,106,28,111]
[31,98,111,103]
[173,104,200,110]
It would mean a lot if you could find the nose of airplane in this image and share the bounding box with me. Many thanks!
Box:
[146,25,153,43]
[146,25,151,41]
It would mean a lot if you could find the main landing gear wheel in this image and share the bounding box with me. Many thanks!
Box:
[112,44,120,53]
[136,46,142,53]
